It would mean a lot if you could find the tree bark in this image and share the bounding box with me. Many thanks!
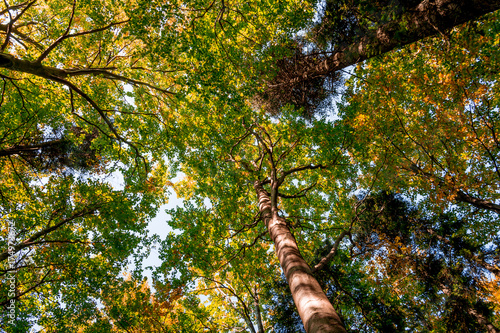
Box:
[0,139,65,157]
[254,180,346,333]
[274,0,500,87]
[253,287,265,333]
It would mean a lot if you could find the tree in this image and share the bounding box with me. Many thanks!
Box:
[69,274,202,332]
[2,0,499,330]
[261,0,500,117]
[353,192,499,332]
[148,1,500,331]
[156,107,358,332]
[265,192,500,332]
[338,10,500,216]
[0,0,172,329]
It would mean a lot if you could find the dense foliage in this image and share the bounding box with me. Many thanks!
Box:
[1,0,499,332]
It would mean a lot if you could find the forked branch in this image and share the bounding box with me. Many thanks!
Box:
[37,14,129,63]
[311,230,350,273]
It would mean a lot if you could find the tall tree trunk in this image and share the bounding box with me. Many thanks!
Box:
[268,0,500,91]
[254,181,346,333]
[0,139,65,157]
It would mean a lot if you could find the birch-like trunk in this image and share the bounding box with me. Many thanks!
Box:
[254,181,346,333]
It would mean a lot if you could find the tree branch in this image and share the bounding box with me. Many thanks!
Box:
[0,23,44,49]
[311,230,349,273]
[36,18,128,63]
[49,74,148,173]
[278,181,317,199]
[0,206,98,262]
[1,0,37,51]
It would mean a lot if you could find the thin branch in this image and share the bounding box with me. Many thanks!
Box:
[7,155,33,198]
[279,163,328,182]
[278,181,317,199]
[50,74,148,173]
[1,0,36,52]
[216,229,268,271]
[0,269,55,306]
[312,230,349,273]
[0,0,14,52]
[0,0,30,16]
[276,138,300,164]
[37,19,129,63]
[64,68,175,95]
[0,206,98,262]
[0,23,43,49]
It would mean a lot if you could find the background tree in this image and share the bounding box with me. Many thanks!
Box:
[338,10,500,216]
[265,192,499,332]
[0,0,173,330]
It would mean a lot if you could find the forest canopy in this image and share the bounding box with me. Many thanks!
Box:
[0,0,499,332]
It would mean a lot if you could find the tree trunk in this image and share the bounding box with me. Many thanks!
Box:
[270,0,500,90]
[254,181,346,333]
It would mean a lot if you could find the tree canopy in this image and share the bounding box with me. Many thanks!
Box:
[1,0,499,332]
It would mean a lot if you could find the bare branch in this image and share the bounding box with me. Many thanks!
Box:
[216,229,268,271]
[7,155,33,198]
[0,0,36,51]
[311,230,349,273]
[0,23,44,49]
[251,129,276,182]
[278,181,317,199]
[276,139,300,164]
[227,214,260,239]
[65,68,175,95]
[407,163,500,214]
[0,0,30,16]
[1,0,14,52]
[280,163,328,180]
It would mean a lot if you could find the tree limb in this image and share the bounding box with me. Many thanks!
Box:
[0,206,98,262]
[36,18,128,63]
[267,0,500,94]
[312,230,349,273]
